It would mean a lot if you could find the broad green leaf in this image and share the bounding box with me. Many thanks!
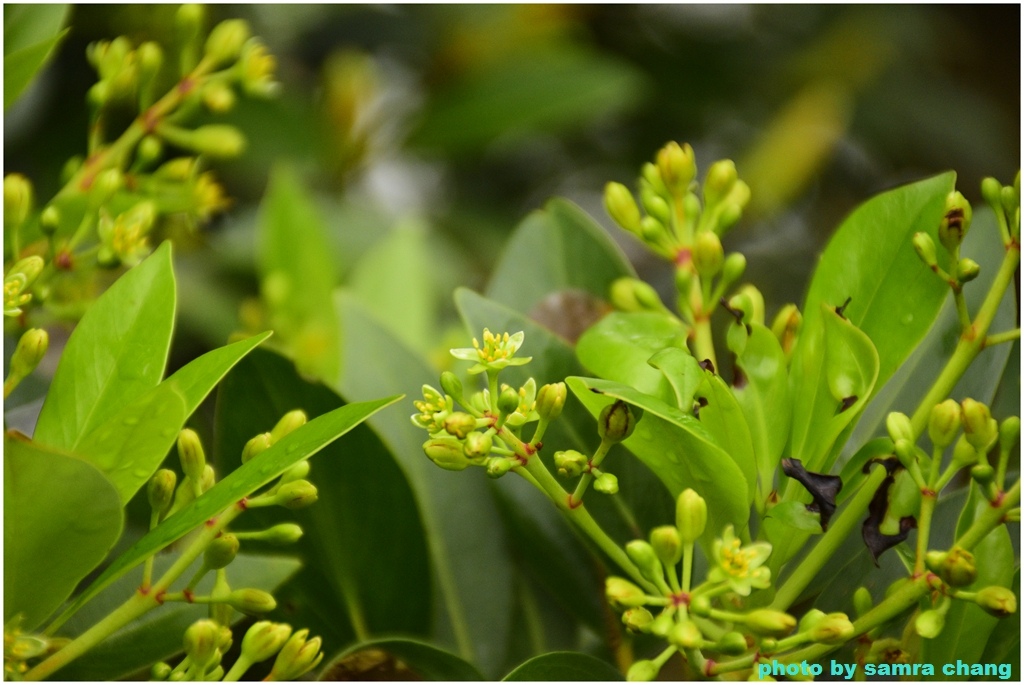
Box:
[164,331,272,415]
[58,554,301,681]
[576,311,688,403]
[693,370,757,503]
[503,652,624,681]
[486,197,635,316]
[321,638,485,681]
[34,242,175,451]
[798,172,955,393]
[648,347,703,410]
[412,46,645,154]
[567,376,750,549]
[337,292,514,676]
[48,394,398,631]
[213,349,430,655]
[5,437,123,630]
[258,165,341,383]
[764,500,823,534]
[730,322,791,496]
[4,5,68,110]
[74,380,186,502]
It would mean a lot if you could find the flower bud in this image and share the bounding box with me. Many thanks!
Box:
[938,191,972,252]
[606,577,647,608]
[676,488,707,544]
[463,431,493,458]
[626,540,664,585]
[536,382,567,422]
[242,432,272,464]
[970,463,994,486]
[92,169,123,203]
[650,525,682,566]
[886,412,914,445]
[604,182,642,234]
[715,631,748,656]
[853,587,873,617]
[640,216,667,245]
[40,205,60,234]
[497,388,520,417]
[928,399,961,449]
[443,412,477,439]
[227,588,277,614]
[641,189,671,226]
[4,174,33,228]
[912,232,938,268]
[205,19,250,65]
[808,613,855,644]
[275,480,318,509]
[689,595,711,618]
[975,586,1017,617]
[423,437,471,471]
[669,620,703,649]
[894,439,918,472]
[148,469,177,517]
[486,457,513,479]
[599,400,637,443]
[982,177,1003,208]
[151,662,172,680]
[248,523,304,545]
[177,429,206,483]
[622,607,654,632]
[553,450,587,478]
[704,160,738,207]
[138,41,163,77]
[204,533,239,570]
[957,258,980,283]
[641,162,668,198]
[951,434,979,469]
[202,82,236,113]
[693,231,724,278]
[439,371,463,401]
[7,328,49,385]
[279,460,310,485]
[798,609,826,633]
[270,410,307,444]
[594,472,619,494]
[938,547,977,588]
[626,660,658,682]
[268,629,323,681]
[176,125,247,159]
[721,253,747,286]
[9,256,44,285]
[924,551,947,576]
[915,609,945,639]
[610,277,663,312]
[184,619,220,668]
[177,4,205,32]
[648,611,675,637]
[962,399,998,451]
[241,621,292,664]
[657,141,696,196]
[1000,416,1020,454]
[742,609,797,637]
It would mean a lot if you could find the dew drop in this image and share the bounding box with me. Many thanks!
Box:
[901,313,914,325]
[123,416,140,426]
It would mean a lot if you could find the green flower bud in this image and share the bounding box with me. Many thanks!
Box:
[1000,416,1020,454]
[423,437,471,471]
[924,550,947,575]
[641,162,669,198]
[92,169,123,203]
[641,188,671,226]
[970,463,994,486]
[6,328,49,387]
[669,619,703,649]
[640,216,667,244]
[657,141,697,196]
[270,410,307,444]
[808,612,855,644]
[204,533,240,570]
[853,587,873,618]
[594,472,619,494]
[716,631,749,656]
[177,4,205,31]
[184,619,221,668]
[606,577,647,608]
[721,252,747,286]
[742,609,797,637]
[622,607,654,632]
[894,439,918,472]
[626,660,659,682]
[148,469,177,517]
[915,609,945,639]
[497,387,520,416]
[957,258,980,283]
[268,629,323,681]
[798,609,826,633]
[177,428,206,483]
[604,182,643,234]
[962,399,998,451]
[1001,184,1019,214]
[241,621,292,664]
[938,547,977,588]
[40,205,60,234]
[227,588,277,614]
[151,662,172,680]
[138,41,163,76]
[912,232,938,268]
[274,480,318,509]
[536,382,567,422]
[982,177,1003,208]
[928,399,961,449]
[938,191,972,252]
[952,434,979,469]
[886,412,914,445]
[486,457,514,479]
[704,160,738,207]
[693,231,724,278]
[443,412,476,439]
[165,124,247,159]
[553,450,587,478]
[689,595,711,618]
[439,371,463,401]
[975,586,1017,617]
[599,400,637,443]
[242,432,272,464]
[626,540,664,585]
[463,431,493,458]
[205,19,250,65]
[202,82,236,113]
[280,460,311,484]
[610,277,663,312]
[676,488,707,544]
[650,525,682,566]
[4,174,33,228]
[245,523,304,545]
[648,611,674,637]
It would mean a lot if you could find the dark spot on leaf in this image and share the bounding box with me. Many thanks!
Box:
[732,364,748,390]
[839,396,858,412]
[720,297,745,324]
[861,460,916,565]
[835,296,852,319]
[590,388,605,394]
[781,458,843,530]
[693,396,708,418]
[699,359,715,374]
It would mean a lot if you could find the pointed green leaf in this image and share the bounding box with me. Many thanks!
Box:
[693,370,757,503]
[647,347,703,410]
[321,638,485,681]
[503,652,624,681]
[4,5,69,110]
[164,331,272,415]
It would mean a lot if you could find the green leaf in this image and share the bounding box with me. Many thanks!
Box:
[503,652,624,681]
[576,311,688,403]
[337,292,514,676]
[214,349,430,654]
[163,331,272,415]
[4,5,69,110]
[412,46,646,154]
[765,500,823,533]
[258,165,341,383]
[693,371,757,503]
[647,347,703,410]
[34,242,176,452]
[4,437,123,630]
[798,171,955,393]
[837,437,894,505]
[48,394,398,631]
[567,376,750,550]
[321,638,485,681]
[57,553,301,681]
[486,197,635,316]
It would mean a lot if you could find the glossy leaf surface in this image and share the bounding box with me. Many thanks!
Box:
[320,638,485,681]
[503,651,623,681]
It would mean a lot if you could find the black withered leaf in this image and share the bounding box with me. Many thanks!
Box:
[781,458,843,530]
[861,458,916,565]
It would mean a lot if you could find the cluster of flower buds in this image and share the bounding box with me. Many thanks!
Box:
[555,400,637,501]
[3,255,43,317]
[912,191,981,293]
[981,171,1021,248]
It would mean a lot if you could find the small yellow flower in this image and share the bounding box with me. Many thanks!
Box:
[411,384,452,433]
[707,525,772,596]
[450,329,532,375]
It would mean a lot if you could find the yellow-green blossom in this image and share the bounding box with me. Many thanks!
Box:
[450,329,532,374]
[411,384,453,433]
[707,525,772,596]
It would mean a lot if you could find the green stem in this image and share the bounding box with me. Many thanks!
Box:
[914,494,937,576]
[682,543,694,593]
[692,318,717,368]
[222,655,252,683]
[955,480,1020,551]
[985,328,1020,347]
[570,440,611,506]
[771,464,888,610]
[708,651,758,676]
